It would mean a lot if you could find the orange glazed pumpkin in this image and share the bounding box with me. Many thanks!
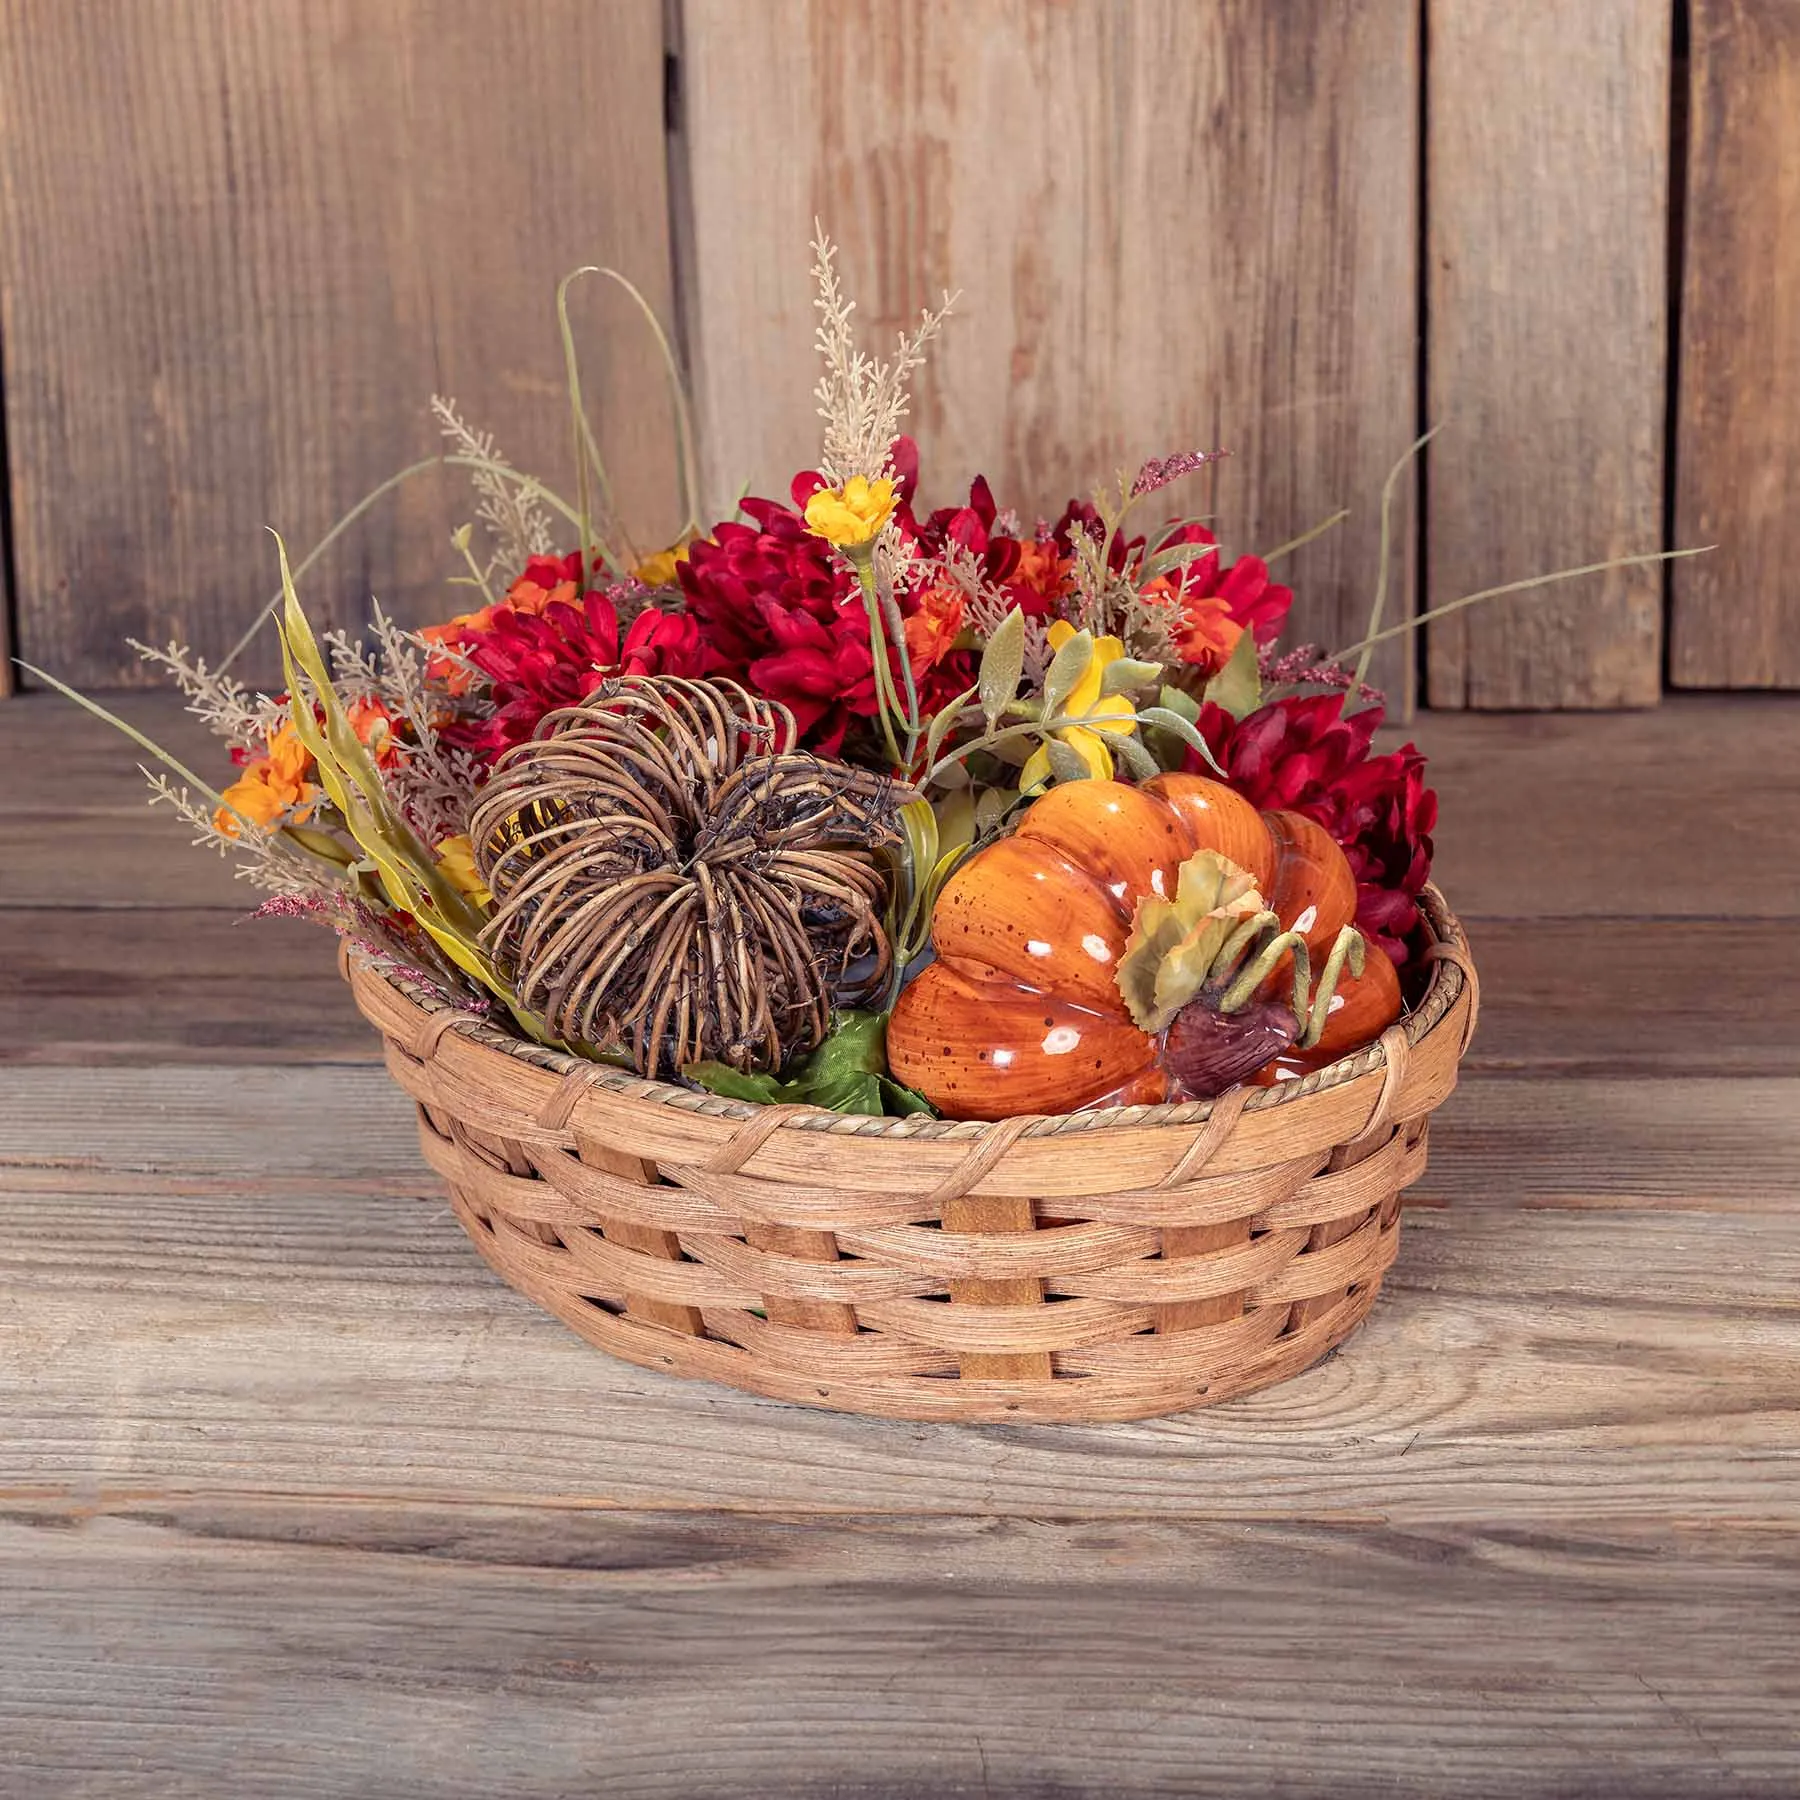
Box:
[889,775,1376,1120]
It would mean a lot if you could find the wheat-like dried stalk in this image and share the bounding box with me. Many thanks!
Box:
[810,225,956,486]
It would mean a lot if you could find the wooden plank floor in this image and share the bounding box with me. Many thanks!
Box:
[4,693,1799,1797]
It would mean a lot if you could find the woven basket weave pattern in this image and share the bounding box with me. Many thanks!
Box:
[348,889,1478,1422]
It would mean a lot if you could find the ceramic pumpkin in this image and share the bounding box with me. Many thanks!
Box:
[889,774,1395,1120]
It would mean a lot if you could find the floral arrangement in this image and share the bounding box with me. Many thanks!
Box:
[47,234,1680,1123]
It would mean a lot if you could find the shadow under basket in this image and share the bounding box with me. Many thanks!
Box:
[346,887,1479,1424]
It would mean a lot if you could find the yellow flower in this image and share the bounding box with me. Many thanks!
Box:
[434,834,491,907]
[1020,621,1140,794]
[213,723,318,837]
[631,537,697,588]
[803,475,897,550]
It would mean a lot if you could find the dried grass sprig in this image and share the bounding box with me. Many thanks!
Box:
[132,640,289,755]
[431,396,556,576]
[317,605,487,846]
[1062,524,1180,668]
[810,225,956,485]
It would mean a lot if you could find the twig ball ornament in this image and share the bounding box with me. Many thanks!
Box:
[466,676,903,1077]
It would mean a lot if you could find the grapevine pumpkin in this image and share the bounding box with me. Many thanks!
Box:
[888,774,1402,1119]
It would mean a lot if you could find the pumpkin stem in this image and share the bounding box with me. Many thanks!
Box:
[1208,909,1284,992]
[1217,929,1310,1018]
[1298,926,1367,1049]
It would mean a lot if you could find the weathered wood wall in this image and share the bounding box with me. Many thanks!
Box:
[1,1,1796,702]
[1425,0,1669,708]
[0,0,678,691]
[1671,0,1800,688]
[680,0,1421,699]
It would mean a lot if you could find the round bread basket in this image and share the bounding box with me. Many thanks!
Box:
[345,888,1478,1424]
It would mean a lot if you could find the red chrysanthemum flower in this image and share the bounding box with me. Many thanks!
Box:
[1189,693,1437,971]
[445,592,705,761]
[678,494,880,755]
[680,436,1035,756]
[1140,524,1293,677]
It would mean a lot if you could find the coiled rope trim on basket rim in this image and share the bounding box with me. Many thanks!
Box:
[356,884,1476,1147]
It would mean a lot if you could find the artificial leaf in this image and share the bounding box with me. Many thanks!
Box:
[933,785,976,860]
[974,785,1014,839]
[682,1062,783,1105]
[925,681,978,766]
[1138,536,1221,588]
[1040,627,1094,720]
[1138,704,1226,777]
[1203,626,1261,721]
[1044,737,1095,784]
[1099,656,1164,699]
[1114,849,1269,1032]
[684,1011,936,1119]
[1108,731,1161,781]
[977,608,1026,727]
[1157,683,1202,724]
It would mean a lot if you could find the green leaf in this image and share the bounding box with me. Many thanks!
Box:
[1044,737,1094,784]
[976,608,1026,727]
[1099,656,1164,699]
[1202,627,1262,720]
[1138,537,1221,588]
[1156,683,1201,724]
[1138,704,1226,777]
[683,1012,937,1118]
[1040,628,1094,719]
[878,1076,936,1117]
[924,682,978,767]
[933,786,976,860]
[1108,730,1161,781]
[974,785,1014,840]
[682,1062,785,1105]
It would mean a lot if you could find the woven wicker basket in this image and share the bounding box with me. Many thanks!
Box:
[344,888,1478,1423]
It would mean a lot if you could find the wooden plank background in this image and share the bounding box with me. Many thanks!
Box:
[0,0,678,690]
[680,0,1421,698]
[8,689,1800,1792]
[0,0,1797,702]
[1671,0,1800,687]
[1425,0,1670,708]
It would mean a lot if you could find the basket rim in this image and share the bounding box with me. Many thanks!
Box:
[348,885,1472,1144]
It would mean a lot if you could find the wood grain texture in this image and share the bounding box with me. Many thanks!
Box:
[1426,0,1669,708]
[14,900,1800,1076]
[1671,0,1800,687]
[0,909,373,1065]
[6,1066,1800,1525]
[3,1508,1797,1799]
[1404,698,1800,917]
[679,0,1421,694]
[7,692,1800,1788]
[0,0,678,690]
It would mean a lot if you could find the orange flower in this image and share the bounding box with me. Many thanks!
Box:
[1010,537,1071,606]
[347,696,404,768]
[1139,576,1245,678]
[214,724,318,837]
[903,583,965,674]
[1169,592,1245,675]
